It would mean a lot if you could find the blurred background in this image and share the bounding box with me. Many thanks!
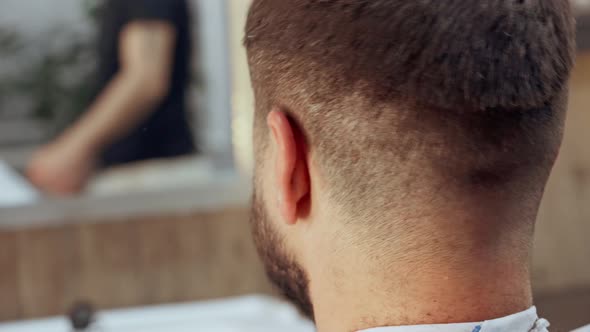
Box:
[0,0,588,331]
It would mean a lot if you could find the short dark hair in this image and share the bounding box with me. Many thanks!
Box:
[245,0,576,220]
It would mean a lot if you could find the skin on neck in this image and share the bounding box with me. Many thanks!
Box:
[263,110,541,332]
[303,206,535,332]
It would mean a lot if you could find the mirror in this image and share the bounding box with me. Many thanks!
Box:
[0,0,233,209]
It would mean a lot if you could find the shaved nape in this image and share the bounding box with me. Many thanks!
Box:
[246,0,575,223]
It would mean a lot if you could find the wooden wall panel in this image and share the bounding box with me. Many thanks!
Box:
[0,231,21,320]
[15,225,82,318]
[75,220,143,310]
[0,207,271,321]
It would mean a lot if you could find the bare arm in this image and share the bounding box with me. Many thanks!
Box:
[62,21,176,152]
[27,21,177,195]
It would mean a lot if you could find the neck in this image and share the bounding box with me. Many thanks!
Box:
[307,223,534,332]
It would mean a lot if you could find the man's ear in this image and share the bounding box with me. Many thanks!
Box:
[267,109,310,225]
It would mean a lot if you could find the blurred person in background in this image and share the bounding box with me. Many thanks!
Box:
[27,0,195,196]
[246,0,575,332]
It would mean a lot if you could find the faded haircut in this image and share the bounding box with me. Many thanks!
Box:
[245,0,576,220]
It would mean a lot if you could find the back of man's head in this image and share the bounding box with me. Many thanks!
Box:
[246,0,575,228]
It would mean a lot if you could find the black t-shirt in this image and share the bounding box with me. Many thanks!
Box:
[95,0,195,167]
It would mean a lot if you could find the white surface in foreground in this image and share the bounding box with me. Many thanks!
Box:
[0,160,39,207]
[0,296,315,332]
[573,324,590,332]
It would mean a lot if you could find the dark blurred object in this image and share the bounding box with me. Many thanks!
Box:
[574,0,590,50]
[97,0,196,167]
[0,28,21,56]
[578,15,590,50]
[0,28,21,111]
[18,35,95,131]
[536,288,590,332]
[0,13,97,138]
[68,301,96,331]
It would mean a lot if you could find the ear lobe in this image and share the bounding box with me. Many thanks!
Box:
[267,110,310,225]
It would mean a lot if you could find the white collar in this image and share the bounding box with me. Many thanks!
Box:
[359,307,548,332]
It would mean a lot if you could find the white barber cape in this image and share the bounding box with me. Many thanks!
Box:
[360,307,549,332]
